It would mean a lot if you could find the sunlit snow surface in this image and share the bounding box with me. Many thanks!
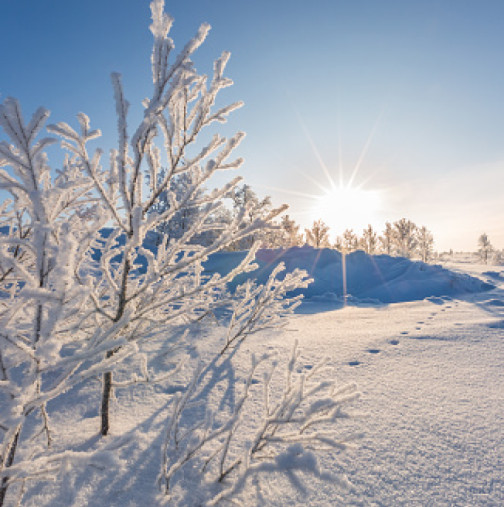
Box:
[22,256,504,506]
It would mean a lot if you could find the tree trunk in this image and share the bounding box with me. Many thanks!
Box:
[0,428,20,507]
[101,254,130,436]
[100,350,115,436]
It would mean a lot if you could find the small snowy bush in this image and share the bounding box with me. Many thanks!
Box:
[159,341,360,505]
[0,0,359,504]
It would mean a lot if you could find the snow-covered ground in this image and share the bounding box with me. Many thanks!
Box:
[262,279,504,504]
[21,259,504,506]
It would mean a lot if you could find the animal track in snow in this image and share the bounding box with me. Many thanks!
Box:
[400,331,409,335]
[367,349,380,354]
[348,360,361,366]
[389,339,400,345]
[488,320,504,329]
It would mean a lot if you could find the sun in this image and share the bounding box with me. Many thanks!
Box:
[313,184,382,234]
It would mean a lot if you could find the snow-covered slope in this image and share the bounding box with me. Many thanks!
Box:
[205,247,494,303]
[89,235,493,304]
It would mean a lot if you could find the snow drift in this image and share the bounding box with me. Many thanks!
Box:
[88,233,493,304]
[204,247,494,304]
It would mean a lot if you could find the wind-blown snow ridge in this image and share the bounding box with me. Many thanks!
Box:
[205,246,494,304]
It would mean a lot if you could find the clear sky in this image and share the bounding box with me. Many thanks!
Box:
[1,0,504,251]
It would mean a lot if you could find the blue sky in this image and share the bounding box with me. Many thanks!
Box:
[1,0,504,251]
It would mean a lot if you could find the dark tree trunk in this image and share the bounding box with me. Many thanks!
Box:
[0,428,20,507]
[100,350,115,436]
[100,254,130,436]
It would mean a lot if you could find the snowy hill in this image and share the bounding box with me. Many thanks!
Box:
[87,232,492,304]
[205,246,494,303]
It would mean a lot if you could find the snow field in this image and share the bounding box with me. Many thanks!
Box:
[20,262,504,506]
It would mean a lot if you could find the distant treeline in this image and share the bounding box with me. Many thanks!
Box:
[151,179,435,261]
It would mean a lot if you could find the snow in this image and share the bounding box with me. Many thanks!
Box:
[206,246,494,303]
[18,255,504,505]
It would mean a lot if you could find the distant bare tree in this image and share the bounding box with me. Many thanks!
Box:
[305,219,330,248]
[333,235,344,252]
[342,228,359,252]
[280,214,304,247]
[379,222,394,255]
[417,226,434,263]
[360,224,378,254]
[393,218,417,258]
[478,233,493,264]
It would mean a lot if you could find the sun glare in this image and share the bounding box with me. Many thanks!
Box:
[314,184,382,233]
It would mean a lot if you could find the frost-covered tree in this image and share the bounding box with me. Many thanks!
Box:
[492,249,503,265]
[0,1,288,498]
[305,219,330,248]
[228,184,273,250]
[478,233,492,264]
[279,214,304,247]
[263,214,304,248]
[149,170,204,244]
[0,101,112,504]
[342,228,359,253]
[417,226,434,263]
[379,221,394,255]
[359,224,378,254]
[333,235,344,252]
[392,218,417,258]
[0,1,358,504]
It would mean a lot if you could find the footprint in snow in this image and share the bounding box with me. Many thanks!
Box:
[417,321,424,325]
[400,331,409,335]
[165,384,186,394]
[388,339,400,345]
[348,360,361,366]
[304,364,313,370]
[488,320,504,329]
[367,349,380,354]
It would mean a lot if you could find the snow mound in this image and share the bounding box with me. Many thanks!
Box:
[205,247,494,304]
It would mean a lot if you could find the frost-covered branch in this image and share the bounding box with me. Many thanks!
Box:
[158,341,360,505]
